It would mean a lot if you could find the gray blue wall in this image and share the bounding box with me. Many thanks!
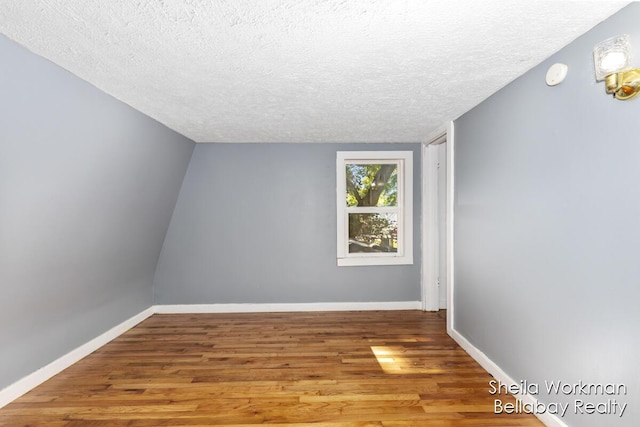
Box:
[154,143,421,304]
[0,35,194,390]
[453,4,639,426]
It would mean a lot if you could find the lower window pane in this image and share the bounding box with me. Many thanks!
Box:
[348,213,398,253]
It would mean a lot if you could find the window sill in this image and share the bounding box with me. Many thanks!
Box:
[337,256,413,267]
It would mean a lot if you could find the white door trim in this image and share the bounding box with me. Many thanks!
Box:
[421,129,446,311]
[445,121,455,334]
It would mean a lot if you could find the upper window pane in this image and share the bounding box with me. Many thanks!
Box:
[345,163,398,207]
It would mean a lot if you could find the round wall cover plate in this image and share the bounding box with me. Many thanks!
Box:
[546,63,568,86]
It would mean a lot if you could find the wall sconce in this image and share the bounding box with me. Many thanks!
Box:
[593,34,640,100]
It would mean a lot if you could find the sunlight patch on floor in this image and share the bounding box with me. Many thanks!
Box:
[370,346,445,374]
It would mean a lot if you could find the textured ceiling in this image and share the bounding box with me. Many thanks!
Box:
[0,1,630,143]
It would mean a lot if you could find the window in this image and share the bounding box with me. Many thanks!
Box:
[336,151,413,266]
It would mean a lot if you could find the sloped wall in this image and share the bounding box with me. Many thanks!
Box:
[0,35,194,390]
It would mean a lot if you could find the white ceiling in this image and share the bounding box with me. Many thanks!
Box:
[0,1,630,143]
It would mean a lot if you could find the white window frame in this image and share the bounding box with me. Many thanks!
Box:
[336,151,413,267]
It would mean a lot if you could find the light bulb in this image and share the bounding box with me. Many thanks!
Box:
[594,35,631,81]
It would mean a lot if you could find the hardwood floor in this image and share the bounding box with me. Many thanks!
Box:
[0,310,543,426]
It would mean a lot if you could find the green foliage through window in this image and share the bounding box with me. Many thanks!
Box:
[345,163,399,252]
[345,164,398,207]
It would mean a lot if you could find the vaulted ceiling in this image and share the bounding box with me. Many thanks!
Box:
[0,1,629,143]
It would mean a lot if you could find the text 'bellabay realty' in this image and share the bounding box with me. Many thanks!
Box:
[490,380,628,418]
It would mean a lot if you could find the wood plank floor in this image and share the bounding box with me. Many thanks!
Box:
[0,310,543,426]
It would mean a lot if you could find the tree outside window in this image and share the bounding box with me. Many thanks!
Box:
[337,151,413,266]
[346,164,398,253]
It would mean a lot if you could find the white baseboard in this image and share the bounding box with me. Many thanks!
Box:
[154,301,422,314]
[449,327,569,427]
[0,301,420,408]
[0,307,154,409]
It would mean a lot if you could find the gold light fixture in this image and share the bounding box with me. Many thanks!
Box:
[594,34,640,100]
